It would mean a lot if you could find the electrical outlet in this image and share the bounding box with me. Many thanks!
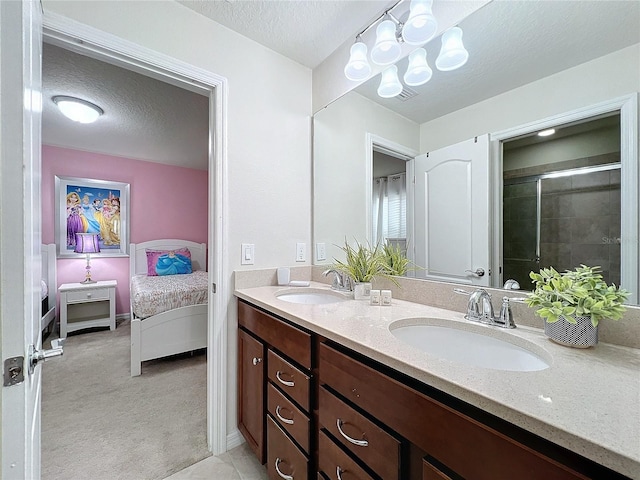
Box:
[316,243,326,261]
[296,242,306,262]
[241,243,254,265]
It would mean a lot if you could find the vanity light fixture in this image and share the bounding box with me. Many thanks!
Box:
[538,128,556,137]
[343,0,470,99]
[402,0,438,45]
[52,95,104,124]
[403,48,433,86]
[435,27,469,71]
[344,36,372,81]
[370,15,403,66]
[377,65,404,98]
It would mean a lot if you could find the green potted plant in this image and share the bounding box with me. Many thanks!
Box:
[525,265,629,347]
[332,239,387,299]
[381,241,411,276]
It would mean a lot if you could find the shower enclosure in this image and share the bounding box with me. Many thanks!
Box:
[503,163,621,290]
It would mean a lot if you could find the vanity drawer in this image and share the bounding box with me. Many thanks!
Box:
[267,415,308,480]
[422,456,459,480]
[238,300,312,369]
[318,430,375,480]
[268,383,311,453]
[319,386,401,480]
[268,349,311,412]
[319,342,587,480]
[65,288,110,303]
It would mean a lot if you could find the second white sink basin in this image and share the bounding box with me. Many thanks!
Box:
[276,289,348,305]
[390,320,550,372]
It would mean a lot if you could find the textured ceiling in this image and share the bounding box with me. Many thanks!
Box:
[177,0,391,69]
[355,0,640,124]
[42,43,209,170]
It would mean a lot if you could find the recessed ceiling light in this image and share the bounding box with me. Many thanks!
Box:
[52,96,104,124]
[537,128,556,137]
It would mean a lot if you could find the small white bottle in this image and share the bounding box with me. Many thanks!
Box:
[370,289,381,305]
[277,267,290,286]
[381,290,392,306]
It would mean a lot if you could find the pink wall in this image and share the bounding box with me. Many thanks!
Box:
[42,145,208,314]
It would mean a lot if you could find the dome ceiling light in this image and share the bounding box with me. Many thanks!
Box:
[52,96,104,124]
[343,0,470,99]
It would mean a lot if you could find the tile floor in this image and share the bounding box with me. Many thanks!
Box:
[163,443,267,480]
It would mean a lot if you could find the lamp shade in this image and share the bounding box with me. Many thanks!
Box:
[402,0,438,45]
[435,27,469,71]
[404,48,433,86]
[377,65,403,98]
[53,96,103,124]
[344,40,372,81]
[370,18,402,66]
[74,233,100,254]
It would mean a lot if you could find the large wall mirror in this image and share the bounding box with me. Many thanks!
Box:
[313,0,640,303]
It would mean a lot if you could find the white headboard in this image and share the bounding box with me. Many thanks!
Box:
[130,239,207,278]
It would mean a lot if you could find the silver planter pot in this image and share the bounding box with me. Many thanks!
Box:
[544,315,598,348]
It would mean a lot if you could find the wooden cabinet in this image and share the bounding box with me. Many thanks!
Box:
[238,328,265,463]
[237,299,628,480]
[238,300,314,477]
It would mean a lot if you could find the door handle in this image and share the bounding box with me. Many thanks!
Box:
[29,338,64,374]
[465,268,485,277]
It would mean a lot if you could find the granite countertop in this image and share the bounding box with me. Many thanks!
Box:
[235,282,640,478]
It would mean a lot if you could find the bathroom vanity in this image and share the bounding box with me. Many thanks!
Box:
[235,283,639,480]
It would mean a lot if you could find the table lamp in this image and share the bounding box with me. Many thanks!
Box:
[74,233,100,284]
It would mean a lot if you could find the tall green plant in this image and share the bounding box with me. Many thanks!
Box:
[381,242,411,276]
[332,239,387,283]
[525,265,628,326]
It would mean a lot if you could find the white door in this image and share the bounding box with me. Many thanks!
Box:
[1,1,43,478]
[414,135,490,286]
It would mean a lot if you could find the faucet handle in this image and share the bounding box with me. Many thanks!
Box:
[497,296,516,328]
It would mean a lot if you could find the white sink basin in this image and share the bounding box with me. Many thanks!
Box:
[276,289,348,305]
[389,320,550,372]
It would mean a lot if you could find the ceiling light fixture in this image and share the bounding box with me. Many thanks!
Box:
[402,0,438,45]
[52,96,104,124]
[435,27,469,71]
[538,128,556,137]
[343,0,470,99]
[344,36,372,81]
[403,48,433,86]
[377,65,404,98]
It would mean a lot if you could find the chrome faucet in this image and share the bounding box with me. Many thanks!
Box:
[454,288,517,329]
[322,269,352,292]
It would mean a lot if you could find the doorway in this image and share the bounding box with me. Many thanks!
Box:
[40,11,229,473]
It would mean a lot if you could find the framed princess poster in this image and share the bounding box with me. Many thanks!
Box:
[55,176,130,257]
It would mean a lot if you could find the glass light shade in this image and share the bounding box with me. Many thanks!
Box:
[370,19,402,66]
[53,96,103,124]
[402,0,438,45]
[435,27,469,71]
[377,65,403,98]
[344,41,372,81]
[403,48,433,86]
[74,233,101,254]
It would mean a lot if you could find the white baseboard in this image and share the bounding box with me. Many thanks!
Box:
[226,428,244,451]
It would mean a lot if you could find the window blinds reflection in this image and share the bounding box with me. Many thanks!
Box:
[373,173,407,245]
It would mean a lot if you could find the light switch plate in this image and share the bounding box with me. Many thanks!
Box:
[241,243,254,265]
[316,243,326,261]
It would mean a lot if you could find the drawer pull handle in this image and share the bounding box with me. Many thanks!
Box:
[276,370,295,387]
[275,405,294,425]
[336,418,368,447]
[336,466,345,480]
[275,457,294,480]
[252,357,262,366]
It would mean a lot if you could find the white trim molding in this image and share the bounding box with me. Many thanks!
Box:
[42,11,230,455]
[490,93,639,302]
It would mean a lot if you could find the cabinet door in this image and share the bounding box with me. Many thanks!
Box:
[238,328,266,463]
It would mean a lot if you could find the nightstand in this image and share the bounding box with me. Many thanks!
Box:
[59,280,117,338]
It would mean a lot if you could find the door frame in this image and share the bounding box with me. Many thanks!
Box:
[490,94,639,301]
[42,11,229,454]
[365,133,418,263]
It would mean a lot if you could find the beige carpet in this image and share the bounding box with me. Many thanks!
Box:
[41,319,210,480]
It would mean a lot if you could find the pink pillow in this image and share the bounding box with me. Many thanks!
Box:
[145,247,192,276]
